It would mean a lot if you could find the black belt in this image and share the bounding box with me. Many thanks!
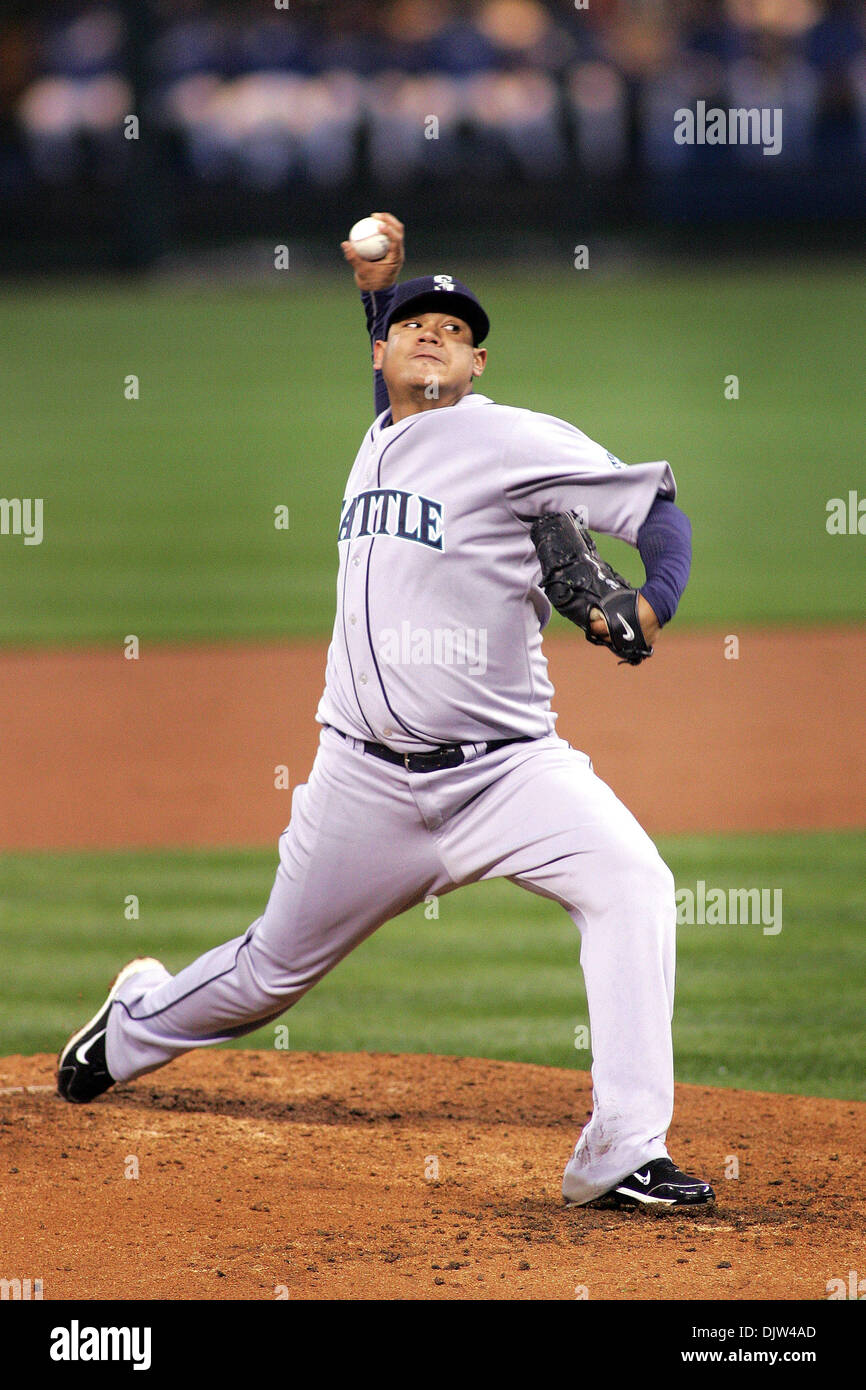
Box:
[333,728,532,774]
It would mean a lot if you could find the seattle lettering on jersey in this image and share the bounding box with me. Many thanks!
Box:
[338,489,444,550]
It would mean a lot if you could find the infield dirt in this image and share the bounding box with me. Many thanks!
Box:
[2,629,864,850]
[1,1049,862,1301]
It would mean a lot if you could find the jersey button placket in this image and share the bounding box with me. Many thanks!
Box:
[344,539,372,723]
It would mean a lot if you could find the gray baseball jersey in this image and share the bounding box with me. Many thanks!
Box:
[316,392,676,750]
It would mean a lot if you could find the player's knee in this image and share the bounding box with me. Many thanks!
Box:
[641,847,675,908]
[610,839,675,917]
[243,935,325,1005]
[651,853,676,906]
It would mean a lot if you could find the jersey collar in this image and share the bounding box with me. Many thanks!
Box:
[371,392,493,441]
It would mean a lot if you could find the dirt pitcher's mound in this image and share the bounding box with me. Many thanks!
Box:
[1,1051,861,1302]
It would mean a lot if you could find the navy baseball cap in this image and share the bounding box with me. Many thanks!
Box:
[384,274,490,345]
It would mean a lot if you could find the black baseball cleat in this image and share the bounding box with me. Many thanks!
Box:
[587,1158,716,1210]
[57,957,165,1104]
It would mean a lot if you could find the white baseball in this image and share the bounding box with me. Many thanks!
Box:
[348,217,390,261]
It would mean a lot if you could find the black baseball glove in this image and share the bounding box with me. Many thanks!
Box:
[530,512,653,666]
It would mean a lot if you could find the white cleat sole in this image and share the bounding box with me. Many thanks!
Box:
[57,957,167,1068]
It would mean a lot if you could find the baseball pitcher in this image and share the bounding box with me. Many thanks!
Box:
[58,213,713,1211]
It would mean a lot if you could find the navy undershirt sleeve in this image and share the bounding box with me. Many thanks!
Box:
[636,495,692,626]
[362,287,396,418]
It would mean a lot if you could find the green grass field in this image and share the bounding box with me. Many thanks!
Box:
[1,830,863,1101]
[1,261,864,643]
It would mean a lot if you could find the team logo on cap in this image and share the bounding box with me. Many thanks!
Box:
[433,274,455,291]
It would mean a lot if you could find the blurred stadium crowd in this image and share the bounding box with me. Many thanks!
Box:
[4,0,866,183]
[1,0,864,266]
